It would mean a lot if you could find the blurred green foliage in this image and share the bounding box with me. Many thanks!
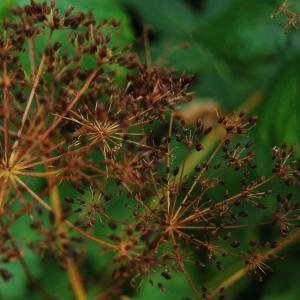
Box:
[1,0,300,299]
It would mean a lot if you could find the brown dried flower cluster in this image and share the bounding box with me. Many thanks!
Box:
[0,1,300,300]
[272,0,300,30]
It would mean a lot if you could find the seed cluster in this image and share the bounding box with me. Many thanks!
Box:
[0,1,300,299]
[272,0,300,31]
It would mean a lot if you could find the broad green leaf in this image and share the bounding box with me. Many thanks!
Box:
[259,61,300,147]
[121,0,197,39]
[136,271,194,300]
[196,0,287,62]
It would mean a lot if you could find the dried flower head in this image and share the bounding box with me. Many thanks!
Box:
[272,0,300,31]
[0,1,299,300]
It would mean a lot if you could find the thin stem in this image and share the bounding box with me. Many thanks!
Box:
[0,179,8,213]
[28,38,36,77]
[209,228,300,299]
[41,69,98,140]
[170,231,202,299]
[13,67,98,170]
[16,53,46,141]
[176,221,272,230]
[180,175,275,225]
[16,30,54,144]
[14,176,117,249]
[167,112,174,217]
[65,258,87,300]
[3,59,10,165]
[65,221,118,249]
[176,90,264,182]
[47,175,87,300]
[172,139,224,222]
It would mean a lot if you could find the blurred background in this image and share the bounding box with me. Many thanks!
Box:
[1,0,300,299]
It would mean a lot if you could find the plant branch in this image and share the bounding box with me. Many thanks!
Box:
[209,228,300,299]
[47,175,87,300]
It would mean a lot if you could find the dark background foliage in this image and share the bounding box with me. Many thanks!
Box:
[0,0,300,299]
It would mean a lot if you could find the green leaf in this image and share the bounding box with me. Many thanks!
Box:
[196,0,287,62]
[136,272,193,300]
[0,0,16,18]
[121,0,197,39]
[259,60,300,147]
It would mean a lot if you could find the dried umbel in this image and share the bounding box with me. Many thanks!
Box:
[0,1,299,300]
[272,0,300,31]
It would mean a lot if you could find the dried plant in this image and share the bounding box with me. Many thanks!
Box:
[0,1,300,300]
[272,0,300,30]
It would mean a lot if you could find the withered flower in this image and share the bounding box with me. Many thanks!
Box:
[0,2,299,300]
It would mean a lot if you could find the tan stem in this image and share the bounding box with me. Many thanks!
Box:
[176,90,264,181]
[210,229,300,299]
[3,59,10,165]
[16,54,46,141]
[42,69,98,139]
[48,176,87,300]
[15,176,117,249]
[28,38,36,77]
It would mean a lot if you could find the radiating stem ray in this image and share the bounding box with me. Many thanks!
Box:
[209,229,300,299]
[14,176,117,250]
